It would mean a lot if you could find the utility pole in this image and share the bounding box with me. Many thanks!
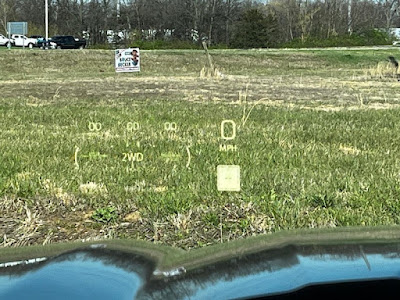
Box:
[45,0,49,41]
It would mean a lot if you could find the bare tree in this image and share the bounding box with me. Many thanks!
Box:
[351,0,382,33]
[298,0,321,41]
[268,0,298,41]
[0,0,16,34]
[380,0,400,30]
[207,0,217,45]
[222,0,241,44]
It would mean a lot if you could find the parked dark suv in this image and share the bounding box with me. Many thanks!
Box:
[50,35,86,49]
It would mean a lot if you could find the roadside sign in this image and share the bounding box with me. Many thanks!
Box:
[7,22,28,35]
[115,48,140,73]
[7,22,28,49]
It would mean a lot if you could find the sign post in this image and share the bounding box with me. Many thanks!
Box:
[115,48,140,73]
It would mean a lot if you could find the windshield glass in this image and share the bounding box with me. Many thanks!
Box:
[2,0,400,299]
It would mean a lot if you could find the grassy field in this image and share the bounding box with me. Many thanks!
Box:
[2,47,400,251]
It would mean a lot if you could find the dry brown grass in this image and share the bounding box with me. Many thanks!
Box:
[365,61,398,80]
[1,49,400,110]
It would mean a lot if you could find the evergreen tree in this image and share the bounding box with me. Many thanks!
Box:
[231,8,278,48]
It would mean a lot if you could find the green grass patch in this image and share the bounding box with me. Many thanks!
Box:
[2,48,400,250]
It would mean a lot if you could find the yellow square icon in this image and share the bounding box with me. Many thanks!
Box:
[217,165,240,192]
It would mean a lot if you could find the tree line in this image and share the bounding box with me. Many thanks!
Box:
[1,0,399,48]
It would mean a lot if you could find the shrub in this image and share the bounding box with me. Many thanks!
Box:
[130,39,200,50]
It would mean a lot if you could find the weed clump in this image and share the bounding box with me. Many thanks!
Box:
[92,207,118,223]
[366,60,398,80]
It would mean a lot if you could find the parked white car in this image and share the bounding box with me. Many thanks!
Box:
[0,34,10,46]
[11,34,37,48]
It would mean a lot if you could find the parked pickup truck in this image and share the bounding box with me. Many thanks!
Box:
[50,35,86,49]
[11,34,37,48]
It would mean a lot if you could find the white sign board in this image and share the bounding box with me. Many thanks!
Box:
[7,22,28,35]
[115,48,140,73]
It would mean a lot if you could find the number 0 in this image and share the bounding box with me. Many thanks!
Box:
[88,122,102,132]
[221,120,236,140]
